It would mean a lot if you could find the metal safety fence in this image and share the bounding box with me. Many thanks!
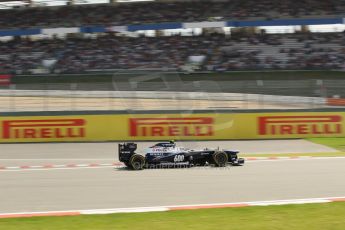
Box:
[0,73,344,112]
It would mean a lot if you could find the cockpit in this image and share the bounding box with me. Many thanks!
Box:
[151,142,176,148]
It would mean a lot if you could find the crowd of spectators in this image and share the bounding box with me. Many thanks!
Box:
[1,32,345,74]
[212,32,345,70]
[0,0,345,29]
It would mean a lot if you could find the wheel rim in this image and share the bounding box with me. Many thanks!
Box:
[133,161,141,169]
[131,156,144,170]
[215,153,227,166]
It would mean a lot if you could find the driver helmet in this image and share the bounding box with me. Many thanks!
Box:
[169,140,176,147]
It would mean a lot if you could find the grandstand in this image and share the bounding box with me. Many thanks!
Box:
[1,32,345,74]
[0,0,345,110]
[1,0,345,26]
[1,0,345,74]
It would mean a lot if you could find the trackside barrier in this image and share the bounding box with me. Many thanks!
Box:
[0,111,344,143]
[0,89,327,105]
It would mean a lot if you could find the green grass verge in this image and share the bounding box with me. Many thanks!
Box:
[1,202,344,230]
[307,137,345,152]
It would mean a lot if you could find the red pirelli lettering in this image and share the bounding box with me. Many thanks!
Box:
[2,119,86,139]
[129,117,214,137]
[258,115,342,136]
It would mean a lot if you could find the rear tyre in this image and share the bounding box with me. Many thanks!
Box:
[212,151,228,167]
[129,154,145,170]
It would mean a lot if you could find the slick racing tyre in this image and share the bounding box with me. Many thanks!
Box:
[129,154,145,170]
[212,151,228,167]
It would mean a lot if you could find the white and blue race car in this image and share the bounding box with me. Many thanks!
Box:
[118,141,244,170]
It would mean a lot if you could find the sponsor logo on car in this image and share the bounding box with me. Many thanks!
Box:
[129,117,214,137]
[2,119,86,139]
[258,115,342,135]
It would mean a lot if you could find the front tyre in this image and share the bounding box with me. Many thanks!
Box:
[129,154,145,170]
[212,151,228,167]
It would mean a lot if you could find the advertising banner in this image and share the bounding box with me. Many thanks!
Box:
[0,75,11,86]
[327,98,345,106]
[0,111,344,143]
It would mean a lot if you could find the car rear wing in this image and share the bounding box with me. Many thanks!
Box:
[118,143,138,162]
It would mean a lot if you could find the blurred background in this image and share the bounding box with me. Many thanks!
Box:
[0,0,345,111]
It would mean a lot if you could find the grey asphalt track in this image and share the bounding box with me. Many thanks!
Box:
[0,140,338,167]
[0,140,342,214]
[0,157,345,213]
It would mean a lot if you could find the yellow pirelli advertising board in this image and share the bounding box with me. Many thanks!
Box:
[0,111,344,142]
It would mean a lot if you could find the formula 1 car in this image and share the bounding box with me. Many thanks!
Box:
[118,141,244,170]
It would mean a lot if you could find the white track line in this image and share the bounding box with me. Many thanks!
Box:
[0,158,115,161]
[0,156,345,172]
[0,157,344,172]
[0,196,344,219]
[0,166,119,172]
